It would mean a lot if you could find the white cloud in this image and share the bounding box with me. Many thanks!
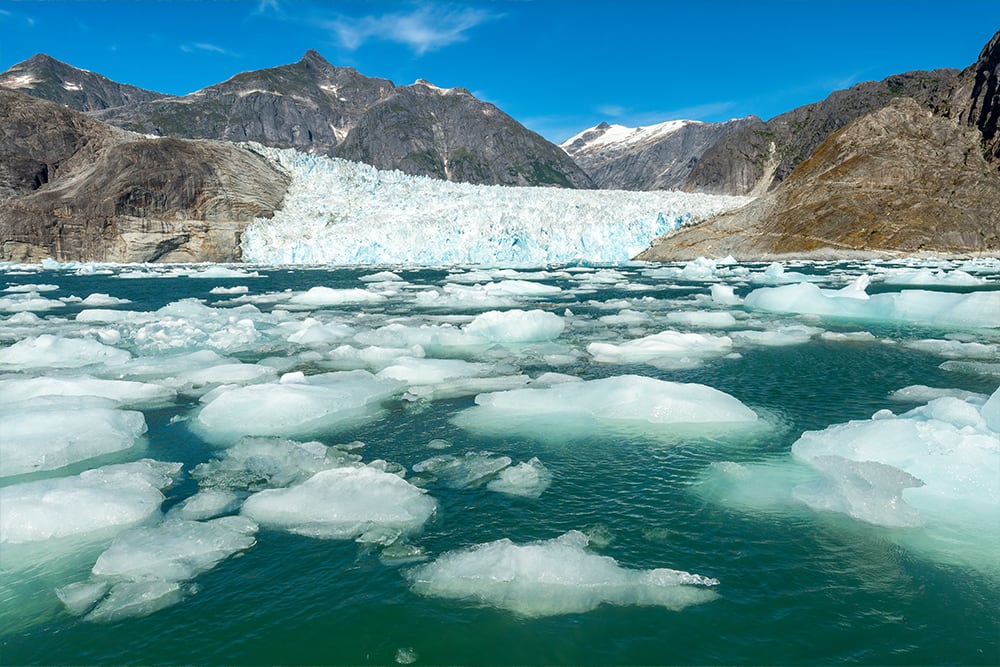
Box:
[596,104,626,118]
[324,4,502,56]
[180,43,238,57]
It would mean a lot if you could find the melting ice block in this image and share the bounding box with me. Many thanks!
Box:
[0,334,130,369]
[486,457,552,498]
[0,400,147,477]
[0,375,175,409]
[463,309,565,343]
[59,516,258,622]
[241,464,436,543]
[588,331,733,369]
[406,530,718,617]
[0,459,180,545]
[744,282,1000,328]
[192,370,400,444]
[454,374,758,442]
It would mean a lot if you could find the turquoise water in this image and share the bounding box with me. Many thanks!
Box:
[1,260,998,665]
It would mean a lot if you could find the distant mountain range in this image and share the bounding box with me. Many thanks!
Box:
[0,50,592,189]
[1,30,998,262]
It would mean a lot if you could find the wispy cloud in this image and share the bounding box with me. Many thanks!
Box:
[0,7,36,27]
[596,104,626,118]
[323,4,503,56]
[180,42,239,57]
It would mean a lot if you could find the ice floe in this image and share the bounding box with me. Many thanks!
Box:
[241,463,436,543]
[406,530,718,617]
[455,374,758,442]
[587,331,734,369]
[192,370,401,444]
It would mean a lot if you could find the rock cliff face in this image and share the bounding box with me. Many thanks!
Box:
[560,117,758,190]
[0,53,166,112]
[4,50,591,189]
[945,29,1000,168]
[636,98,1000,260]
[0,89,289,263]
[682,69,959,196]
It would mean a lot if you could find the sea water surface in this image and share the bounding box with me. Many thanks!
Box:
[1,258,998,665]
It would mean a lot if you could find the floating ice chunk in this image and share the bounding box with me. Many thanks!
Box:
[888,385,986,403]
[939,360,1000,378]
[0,335,130,369]
[173,362,277,393]
[412,452,513,488]
[110,349,230,382]
[406,530,718,617]
[167,488,243,520]
[792,455,926,527]
[191,437,358,490]
[288,286,386,307]
[377,356,493,386]
[983,388,1000,433]
[820,331,878,343]
[0,401,147,477]
[710,284,741,306]
[63,516,258,622]
[464,309,565,342]
[79,293,131,306]
[487,458,552,498]
[730,325,821,347]
[0,459,180,544]
[598,309,650,326]
[744,282,1000,328]
[241,464,436,542]
[902,339,1000,359]
[401,374,532,402]
[665,310,738,328]
[91,516,258,582]
[588,331,733,369]
[193,371,400,444]
[0,375,175,409]
[3,283,59,293]
[360,271,404,283]
[789,391,999,538]
[455,375,757,442]
[877,267,987,286]
[209,285,249,295]
[749,262,818,285]
[0,291,65,312]
[184,266,261,279]
[283,317,355,345]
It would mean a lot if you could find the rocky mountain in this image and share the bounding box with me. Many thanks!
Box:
[1,50,591,189]
[0,88,289,263]
[560,117,758,191]
[681,69,960,196]
[0,53,166,112]
[637,29,1000,260]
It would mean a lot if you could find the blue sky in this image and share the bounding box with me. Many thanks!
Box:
[0,1,996,143]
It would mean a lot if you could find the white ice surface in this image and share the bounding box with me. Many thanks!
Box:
[241,463,436,543]
[241,147,750,265]
[0,335,130,369]
[0,400,147,477]
[0,460,180,545]
[192,370,401,444]
[407,530,718,617]
[588,331,733,369]
[455,374,758,442]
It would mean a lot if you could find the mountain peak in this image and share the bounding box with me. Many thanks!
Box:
[301,49,331,66]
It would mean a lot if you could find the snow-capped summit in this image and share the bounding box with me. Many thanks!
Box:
[560,116,759,191]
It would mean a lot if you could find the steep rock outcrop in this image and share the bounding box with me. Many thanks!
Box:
[683,69,960,195]
[945,29,1000,168]
[561,117,758,191]
[0,89,290,263]
[636,98,1000,260]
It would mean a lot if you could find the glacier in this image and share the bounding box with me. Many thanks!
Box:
[241,146,752,265]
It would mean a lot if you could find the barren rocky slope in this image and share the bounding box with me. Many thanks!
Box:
[0,89,289,263]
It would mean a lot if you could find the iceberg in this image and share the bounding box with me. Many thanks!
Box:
[406,530,718,617]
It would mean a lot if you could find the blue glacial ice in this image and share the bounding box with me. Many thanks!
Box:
[241,146,751,265]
